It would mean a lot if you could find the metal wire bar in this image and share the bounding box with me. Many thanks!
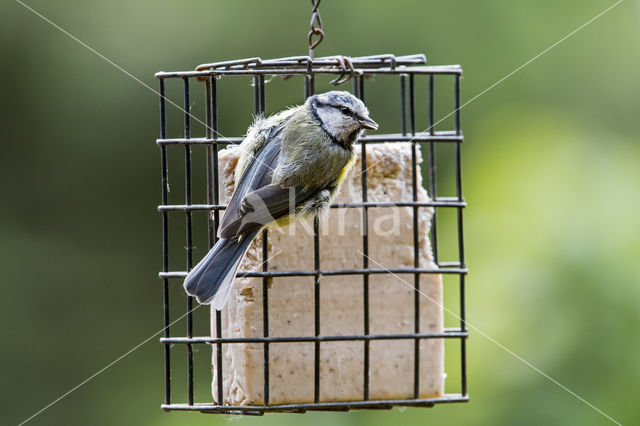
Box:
[305,74,322,405]
[251,74,271,406]
[262,225,270,405]
[313,216,321,403]
[161,330,468,344]
[204,76,224,404]
[155,132,463,146]
[305,60,314,99]
[353,74,370,401]
[205,76,220,232]
[159,78,171,406]
[160,266,467,280]
[407,73,422,399]
[182,77,194,405]
[158,200,466,213]
[428,74,440,265]
[454,74,468,396]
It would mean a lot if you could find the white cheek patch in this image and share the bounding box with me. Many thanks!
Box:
[317,107,351,140]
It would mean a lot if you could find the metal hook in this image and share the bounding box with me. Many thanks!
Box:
[308,28,324,51]
[329,56,360,86]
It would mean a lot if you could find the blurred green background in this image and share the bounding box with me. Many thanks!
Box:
[1,0,639,425]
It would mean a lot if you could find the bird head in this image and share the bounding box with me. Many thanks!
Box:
[308,91,378,146]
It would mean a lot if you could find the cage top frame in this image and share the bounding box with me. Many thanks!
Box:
[155,53,462,79]
[156,52,468,415]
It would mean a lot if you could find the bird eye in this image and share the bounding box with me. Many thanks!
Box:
[340,106,351,115]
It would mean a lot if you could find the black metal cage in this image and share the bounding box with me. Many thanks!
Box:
[155,54,468,414]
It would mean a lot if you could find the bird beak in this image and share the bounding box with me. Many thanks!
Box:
[359,116,379,130]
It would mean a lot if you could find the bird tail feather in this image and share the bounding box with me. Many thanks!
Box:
[183,229,259,309]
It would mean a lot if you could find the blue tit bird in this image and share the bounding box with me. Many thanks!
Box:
[183,91,378,309]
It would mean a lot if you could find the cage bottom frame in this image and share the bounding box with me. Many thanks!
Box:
[162,394,469,415]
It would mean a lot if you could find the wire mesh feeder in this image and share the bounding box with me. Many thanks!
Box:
[155,53,468,415]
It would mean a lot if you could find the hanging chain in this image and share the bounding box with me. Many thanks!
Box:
[308,0,324,59]
[306,0,354,85]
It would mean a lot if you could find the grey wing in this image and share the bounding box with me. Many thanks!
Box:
[219,129,317,238]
